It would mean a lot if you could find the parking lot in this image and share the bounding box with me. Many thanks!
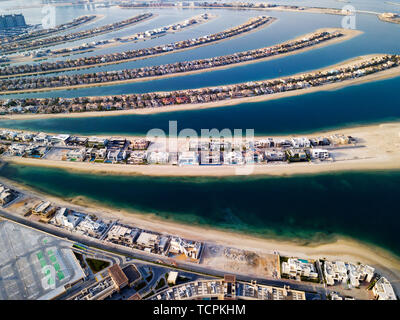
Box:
[0,220,85,300]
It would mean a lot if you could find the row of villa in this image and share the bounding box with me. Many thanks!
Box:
[0,13,153,55]
[1,180,396,300]
[0,16,273,77]
[120,1,341,13]
[0,181,203,262]
[281,257,396,300]
[149,276,306,301]
[0,129,356,166]
[1,54,398,115]
[0,15,97,45]
[25,13,213,60]
[0,30,344,91]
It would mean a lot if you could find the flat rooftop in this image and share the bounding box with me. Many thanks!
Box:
[122,264,141,284]
[108,264,128,288]
[0,220,85,300]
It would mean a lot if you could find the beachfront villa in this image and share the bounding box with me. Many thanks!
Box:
[281,258,319,279]
[147,151,169,164]
[178,152,199,166]
[1,0,400,304]
[323,260,375,288]
[373,277,397,300]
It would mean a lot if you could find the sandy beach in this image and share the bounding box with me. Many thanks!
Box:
[0,17,277,79]
[5,13,215,64]
[0,28,362,93]
[2,54,399,120]
[0,13,156,56]
[3,121,400,177]
[378,14,400,25]
[2,175,400,290]
[4,14,106,64]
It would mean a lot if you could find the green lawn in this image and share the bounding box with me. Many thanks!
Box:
[86,258,110,273]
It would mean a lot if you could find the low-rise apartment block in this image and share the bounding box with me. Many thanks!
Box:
[281,258,319,280]
[323,260,375,287]
[372,277,397,300]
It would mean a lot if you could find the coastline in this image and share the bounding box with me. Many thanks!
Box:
[0,13,156,56]
[0,17,277,79]
[6,13,215,64]
[120,5,348,16]
[3,121,400,177]
[2,174,400,288]
[0,28,362,94]
[2,54,400,120]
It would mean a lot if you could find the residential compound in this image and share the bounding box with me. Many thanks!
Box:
[0,13,154,55]
[1,130,151,165]
[150,276,306,300]
[0,129,360,168]
[0,16,273,77]
[1,54,398,113]
[0,30,346,92]
[32,200,203,261]
[105,222,203,261]
[322,260,375,288]
[23,13,214,59]
[16,186,205,261]
[281,257,384,293]
[0,182,397,300]
[0,15,96,45]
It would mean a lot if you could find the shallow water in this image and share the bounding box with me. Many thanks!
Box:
[2,163,400,257]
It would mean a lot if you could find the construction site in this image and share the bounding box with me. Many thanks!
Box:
[201,245,280,279]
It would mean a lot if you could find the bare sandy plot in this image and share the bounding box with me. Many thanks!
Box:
[201,244,280,279]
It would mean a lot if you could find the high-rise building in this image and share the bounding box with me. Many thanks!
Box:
[0,14,27,30]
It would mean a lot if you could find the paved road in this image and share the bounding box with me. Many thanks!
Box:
[0,209,328,299]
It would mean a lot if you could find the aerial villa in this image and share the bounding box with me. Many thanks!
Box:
[0,129,362,168]
[1,54,398,114]
[1,180,397,300]
[30,13,214,59]
[0,16,273,77]
[0,30,349,92]
[0,15,97,45]
[0,13,154,55]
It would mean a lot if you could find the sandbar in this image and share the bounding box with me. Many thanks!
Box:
[0,28,362,93]
[3,122,400,178]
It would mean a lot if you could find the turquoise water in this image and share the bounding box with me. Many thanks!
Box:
[2,76,399,136]
[2,163,400,257]
[4,12,400,99]
[1,1,400,257]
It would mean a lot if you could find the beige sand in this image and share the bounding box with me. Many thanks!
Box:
[2,175,400,289]
[4,122,400,178]
[0,28,362,93]
[0,17,277,79]
[0,13,157,56]
[378,14,400,25]
[6,13,215,64]
[2,54,399,120]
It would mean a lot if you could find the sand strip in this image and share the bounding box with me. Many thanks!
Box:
[0,28,362,94]
[2,122,400,177]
